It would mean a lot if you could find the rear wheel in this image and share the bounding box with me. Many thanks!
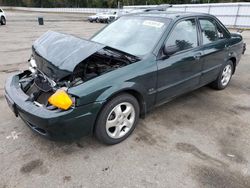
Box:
[95,94,140,145]
[210,60,233,90]
[1,16,6,25]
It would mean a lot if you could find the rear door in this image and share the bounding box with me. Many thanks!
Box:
[156,18,203,104]
[198,17,230,85]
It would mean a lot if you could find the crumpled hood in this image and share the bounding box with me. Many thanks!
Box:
[32,31,105,80]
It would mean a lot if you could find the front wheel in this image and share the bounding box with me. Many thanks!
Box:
[95,94,140,145]
[1,16,6,25]
[210,60,233,90]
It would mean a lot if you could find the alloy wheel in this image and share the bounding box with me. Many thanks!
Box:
[105,102,135,139]
[221,64,232,86]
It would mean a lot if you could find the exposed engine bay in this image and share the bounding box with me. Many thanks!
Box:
[19,51,136,109]
[70,52,131,86]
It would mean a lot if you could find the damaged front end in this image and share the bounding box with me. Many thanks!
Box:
[19,31,140,111]
[18,68,74,111]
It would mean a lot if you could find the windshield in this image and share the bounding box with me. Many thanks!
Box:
[91,16,170,56]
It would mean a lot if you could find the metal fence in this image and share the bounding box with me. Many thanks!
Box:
[2,2,250,28]
[3,6,121,14]
[125,3,250,28]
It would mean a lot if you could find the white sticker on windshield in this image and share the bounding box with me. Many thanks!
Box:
[143,20,164,28]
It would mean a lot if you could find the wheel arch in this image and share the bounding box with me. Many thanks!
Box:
[228,56,236,74]
[100,88,146,117]
[92,88,147,134]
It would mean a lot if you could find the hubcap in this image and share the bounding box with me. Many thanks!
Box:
[106,102,135,139]
[221,65,232,86]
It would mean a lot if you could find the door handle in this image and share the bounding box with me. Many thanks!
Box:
[193,52,202,60]
[225,44,230,50]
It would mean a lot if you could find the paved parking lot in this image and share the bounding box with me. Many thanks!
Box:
[0,10,250,188]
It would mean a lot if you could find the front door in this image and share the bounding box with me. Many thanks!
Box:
[156,18,203,104]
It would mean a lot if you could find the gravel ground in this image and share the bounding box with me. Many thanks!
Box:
[0,10,250,188]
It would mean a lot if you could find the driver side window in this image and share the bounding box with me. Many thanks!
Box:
[165,19,198,55]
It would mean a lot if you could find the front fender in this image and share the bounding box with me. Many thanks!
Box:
[69,79,148,106]
[95,81,148,102]
[68,57,157,110]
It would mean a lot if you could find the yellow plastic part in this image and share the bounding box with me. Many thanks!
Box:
[48,90,73,110]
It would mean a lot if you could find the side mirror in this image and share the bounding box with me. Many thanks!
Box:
[218,32,224,39]
[163,44,179,56]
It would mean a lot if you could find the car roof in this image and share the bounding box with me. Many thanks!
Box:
[125,11,213,20]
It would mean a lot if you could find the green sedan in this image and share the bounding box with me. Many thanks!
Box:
[5,12,244,144]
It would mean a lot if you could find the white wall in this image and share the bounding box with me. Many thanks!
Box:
[2,3,250,28]
[125,3,250,28]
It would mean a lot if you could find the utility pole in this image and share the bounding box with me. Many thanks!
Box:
[117,1,120,9]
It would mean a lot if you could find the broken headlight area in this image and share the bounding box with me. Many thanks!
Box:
[20,50,135,111]
[19,69,75,111]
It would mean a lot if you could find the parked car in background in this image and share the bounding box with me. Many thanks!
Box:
[0,8,6,25]
[88,13,102,23]
[88,10,133,24]
[98,12,117,23]
[98,11,131,23]
[111,10,131,21]
[5,12,244,145]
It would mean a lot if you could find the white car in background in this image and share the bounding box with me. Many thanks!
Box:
[98,12,116,23]
[98,11,130,23]
[88,13,102,23]
[0,8,6,25]
[88,10,131,24]
[88,12,116,23]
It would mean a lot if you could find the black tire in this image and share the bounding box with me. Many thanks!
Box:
[210,60,234,90]
[95,93,140,145]
[1,16,6,25]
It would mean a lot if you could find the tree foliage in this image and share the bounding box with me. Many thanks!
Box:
[0,0,248,8]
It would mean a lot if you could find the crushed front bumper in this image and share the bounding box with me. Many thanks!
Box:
[4,72,103,140]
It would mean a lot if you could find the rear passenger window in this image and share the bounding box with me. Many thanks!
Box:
[165,19,198,53]
[0,9,2,12]
[199,19,225,44]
